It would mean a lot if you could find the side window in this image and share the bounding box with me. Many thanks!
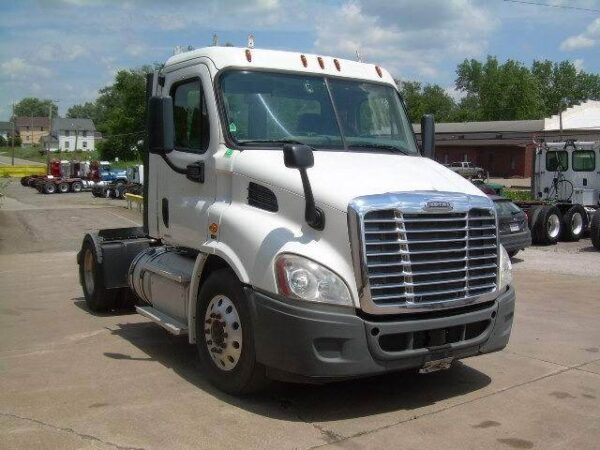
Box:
[546,151,568,171]
[572,150,595,172]
[171,79,210,152]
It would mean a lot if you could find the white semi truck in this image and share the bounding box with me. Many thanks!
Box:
[77,46,515,394]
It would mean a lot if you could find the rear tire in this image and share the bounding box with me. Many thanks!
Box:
[532,205,561,245]
[78,236,117,312]
[58,182,69,193]
[71,181,83,193]
[195,269,268,395]
[561,204,587,242]
[43,182,56,194]
[591,210,600,251]
[507,250,519,258]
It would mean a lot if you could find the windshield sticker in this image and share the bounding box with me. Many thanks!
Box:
[224,148,234,158]
[229,122,237,133]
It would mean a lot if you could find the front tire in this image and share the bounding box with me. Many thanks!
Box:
[195,269,267,395]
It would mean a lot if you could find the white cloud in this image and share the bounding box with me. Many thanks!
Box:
[573,58,585,72]
[313,0,497,80]
[560,17,600,51]
[0,57,51,79]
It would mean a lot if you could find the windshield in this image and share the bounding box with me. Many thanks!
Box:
[219,70,418,154]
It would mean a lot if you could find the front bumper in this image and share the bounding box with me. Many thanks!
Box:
[249,286,515,382]
[500,230,532,253]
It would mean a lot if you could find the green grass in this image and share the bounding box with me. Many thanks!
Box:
[504,189,533,202]
[0,146,141,168]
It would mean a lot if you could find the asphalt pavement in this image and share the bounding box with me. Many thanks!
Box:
[1,180,599,450]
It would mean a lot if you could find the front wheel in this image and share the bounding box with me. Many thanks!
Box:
[195,269,267,395]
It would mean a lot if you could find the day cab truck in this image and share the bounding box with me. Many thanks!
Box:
[77,46,515,394]
[516,140,600,246]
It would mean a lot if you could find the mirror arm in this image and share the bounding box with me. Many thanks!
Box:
[299,169,325,230]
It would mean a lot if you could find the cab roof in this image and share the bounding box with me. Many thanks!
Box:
[164,46,396,85]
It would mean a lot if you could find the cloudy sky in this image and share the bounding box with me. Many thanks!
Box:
[1,0,599,120]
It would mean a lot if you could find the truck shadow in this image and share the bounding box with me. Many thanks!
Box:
[105,320,492,423]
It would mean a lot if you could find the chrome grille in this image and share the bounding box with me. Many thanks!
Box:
[353,195,498,313]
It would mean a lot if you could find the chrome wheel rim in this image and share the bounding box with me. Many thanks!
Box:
[571,213,583,235]
[547,214,560,238]
[83,249,95,295]
[204,295,242,371]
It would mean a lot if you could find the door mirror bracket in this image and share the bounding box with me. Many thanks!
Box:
[283,144,325,231]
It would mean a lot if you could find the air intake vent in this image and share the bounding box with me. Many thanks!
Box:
[248,182,278,212]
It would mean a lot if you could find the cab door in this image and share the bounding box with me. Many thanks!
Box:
[156,63,216,249]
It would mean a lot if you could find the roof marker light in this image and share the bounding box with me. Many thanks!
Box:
[300,54,307,67]
[245,49,252,62]
[317,57,325,69]
[375,65,383,78]
[334,59,341,71]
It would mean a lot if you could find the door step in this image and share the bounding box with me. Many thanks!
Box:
[135,305,188,335]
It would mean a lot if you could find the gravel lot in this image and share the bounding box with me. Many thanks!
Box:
[1,180,599,450]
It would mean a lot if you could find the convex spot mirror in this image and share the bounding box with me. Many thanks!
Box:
[148,96,174,155]
[283,143,314,169]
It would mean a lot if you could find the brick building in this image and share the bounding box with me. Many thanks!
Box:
[414,101,600,178]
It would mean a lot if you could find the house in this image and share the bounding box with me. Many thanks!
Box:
[42,118,98,152]
[414,101,600,178]
[0,121,12,142]
[15,117,50,146]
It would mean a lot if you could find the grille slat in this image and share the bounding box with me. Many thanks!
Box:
[362,206,498,308]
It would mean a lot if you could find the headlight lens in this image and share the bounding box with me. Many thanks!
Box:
[498,244,513,291]
[275,254,352,306]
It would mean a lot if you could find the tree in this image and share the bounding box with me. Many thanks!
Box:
[66,102,101,122]
[532,60,600,117]
[13,97,58,119]
[456,56,543,121]
[95,67,151,161]
[397,80,457,123]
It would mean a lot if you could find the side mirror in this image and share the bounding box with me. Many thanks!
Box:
[148,96,174,154]
[283,144,324,230]
[420,114,435,159]
[283,143,314,169]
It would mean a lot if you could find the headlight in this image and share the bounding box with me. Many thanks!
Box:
[275,254,352,306]
[498,244,513,291]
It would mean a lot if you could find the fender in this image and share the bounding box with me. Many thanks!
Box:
[186,242,249,344]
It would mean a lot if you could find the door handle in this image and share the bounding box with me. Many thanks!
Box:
[186,161,205,183]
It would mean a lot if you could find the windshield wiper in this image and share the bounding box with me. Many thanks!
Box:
[238,138,306,146]
[347,143,410,155]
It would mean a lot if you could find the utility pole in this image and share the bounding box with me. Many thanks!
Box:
[11,102,15,165]
[47,105,53,169]
[30,111,34,148]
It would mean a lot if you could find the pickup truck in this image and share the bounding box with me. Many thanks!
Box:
[447,161,486,179]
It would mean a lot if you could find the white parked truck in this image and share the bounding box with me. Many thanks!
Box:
[77,46,515,394]
[516,140,600,245]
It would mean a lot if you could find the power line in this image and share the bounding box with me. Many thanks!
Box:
[503,0,600,13]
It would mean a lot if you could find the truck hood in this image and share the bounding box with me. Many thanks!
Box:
[233,150,486,212]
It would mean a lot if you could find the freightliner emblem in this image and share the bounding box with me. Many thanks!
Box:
[423,200,453,212]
